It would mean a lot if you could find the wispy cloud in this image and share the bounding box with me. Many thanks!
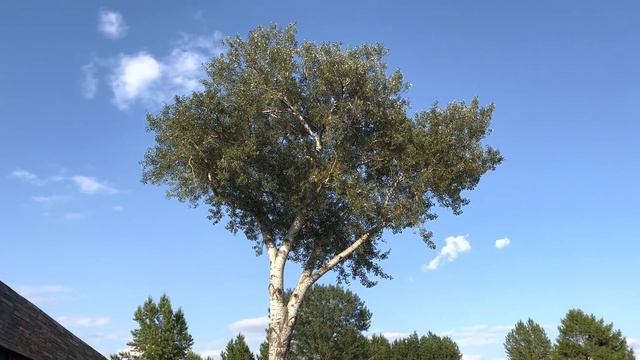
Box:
[9,169,47,186]
[198,350,221,360]
[494,237,511,249]
[423,235,471,271]
[31,195,69,205]
[441,324,511,347]
[98,9,128,39]
[82,62,99,99]
[229,316,269,341]
[462,355,483,360]
[57,316,111,328]
[71,175,118,195]
[379,331,411,342]
[16,285,71,305]
[629,338,639,353]
[10,168,118,196]
[112,205,124,212]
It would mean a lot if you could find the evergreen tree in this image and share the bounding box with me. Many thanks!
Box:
[418,332,462,360]
[504,319,553,360]
[388,332,461,360]
[186,352,203,360]
[257,341,269,360]
[112,294,194,360]
[221,334,255,360]
[367,334,392,360]
[554,309,635,360]
[390,333,421,360]
[288,285,371,360]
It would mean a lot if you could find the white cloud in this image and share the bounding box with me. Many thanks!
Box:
[462,355,483,360]
[82,62,98,99]
[380,332,411,342]
[99,9,128,39]
[9,169,47,186]
[441,324,511,347]
[423,235,471,271]
[111,52,162,109]
[229,316,269,340]
[112,205,124,211]
[494,237,511,249]
[16,285,71,305]
[199,350,221,360]
[629,338,639,352]
[71,175,118,195]
[81,31,223,109]
[57,316,111,327]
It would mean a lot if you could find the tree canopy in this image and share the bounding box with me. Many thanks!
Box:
[389,332,461,360]
[288,284,371,359]
[504,319,553,360]
[221,334,256,360]
[142,23,502,286]
[554,309,635,360]
[112,294,194,360]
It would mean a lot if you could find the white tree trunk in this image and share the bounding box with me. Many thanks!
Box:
[267,251,316,360]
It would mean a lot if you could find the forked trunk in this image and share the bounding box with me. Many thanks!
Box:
[267,260,314,360]
[267,292,293,360]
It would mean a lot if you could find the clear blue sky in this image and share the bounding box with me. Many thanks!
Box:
[1,1,639,359]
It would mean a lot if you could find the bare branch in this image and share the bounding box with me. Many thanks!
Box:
[305,175,404,282]
[309,224,384,282]
[282,96,322,152]
[188,157,197,186]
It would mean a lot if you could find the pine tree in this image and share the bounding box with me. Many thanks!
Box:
[504,319,552,360]
[418,332,462,360]
[221,334,255,360]
[367,334,392,360]
[288,285,371,360]
[113,294,194,360]
[554,309,635,360]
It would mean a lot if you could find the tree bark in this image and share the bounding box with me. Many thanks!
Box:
[268,263,305,360]
[266,227,382,360]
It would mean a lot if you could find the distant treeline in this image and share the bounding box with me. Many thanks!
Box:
[111,285,636,360]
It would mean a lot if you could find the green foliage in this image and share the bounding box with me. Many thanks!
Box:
[554,309,635,360]
[390,333,421,360]
[504,319,553,360]
[288,285,371,359]
[417,332,462,360]
[186,352,203,360]
[221,334,255,360]
[389,332,461,360]
[257,341,269,360]
[367,334,391,359]
[113,294,194,360]
[142,24,502,286]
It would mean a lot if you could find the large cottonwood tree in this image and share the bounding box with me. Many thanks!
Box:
[143,24,502,360]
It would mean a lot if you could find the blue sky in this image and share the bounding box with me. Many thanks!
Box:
[1,1,639,359]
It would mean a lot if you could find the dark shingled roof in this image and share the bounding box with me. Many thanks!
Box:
[0,281,106,360]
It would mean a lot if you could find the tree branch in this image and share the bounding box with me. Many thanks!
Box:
[258,219,277,264]
[281,96,322,152]
[309,224,384,282]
